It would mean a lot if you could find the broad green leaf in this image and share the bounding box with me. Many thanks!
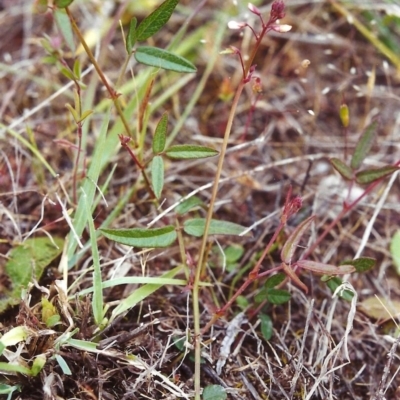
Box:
[55,355,72,375]
[135,46,197,73]
[350,119,379,170]
[100,226,176,248]
[391,230,400,275]
[0,383,21,396]
[135,0,179,41]
[126,17,137,53]
[355,165,399,184]
[296,260,355,275]
[202,384,227,400]
[265,272,286,289]
[280,215,315,264]
[330,158,353,180]
[324,276,354,301]
[165,144,218,159]
[340,257,375,273]
[152,112,168,154]
[183,218,247,237]
[0,362,31,376]
[254,288,268,304]
[54,8,75,52]
[55,0,74,7]
[151,155,164,199]
[111,265,182,319]
[31,355,46,377]
[258,313,273,341]
[266,288,291,304]
[42,298,60,328]
[224,245,244,263]
[175,196,204,214]
[3,237,64,310]
[73,59,81,80]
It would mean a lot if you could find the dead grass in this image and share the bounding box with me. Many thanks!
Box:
[1,0,400,399]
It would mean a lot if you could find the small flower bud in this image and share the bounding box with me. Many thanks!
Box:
[227,20,247,30]
[248,3,261,16]
[271,24,292,33]
[271,0,285,21]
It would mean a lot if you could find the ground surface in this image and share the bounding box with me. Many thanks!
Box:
[1,0,400,399]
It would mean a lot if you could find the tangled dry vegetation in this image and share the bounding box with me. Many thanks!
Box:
[1,0,400,399]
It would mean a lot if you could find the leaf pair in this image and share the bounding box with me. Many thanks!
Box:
[125,0,197,73]
[100,219,248,248]
[330,119,399,184]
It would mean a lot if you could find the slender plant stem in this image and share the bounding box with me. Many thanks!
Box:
[192,20,274,399]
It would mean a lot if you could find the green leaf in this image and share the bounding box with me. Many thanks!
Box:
[4,237,64,310]
[165,144,218,159]
[183,218,247,237]
[152,112,168,154]
[54,8,75,52]
[55,355,72,375]
[258,313,273,341]
[391,230,400,275]
[355,165,399,184]
[350,119,379,170]
[296,260,355,275]
[324,276,354,301]
[330,157,354,180]
[55,0,74,7]
[31,355,46,377]
[224,245,244,263]
[266,288,291,305]
[175,196,204,215]
[0,383,21,396]
[126,17,137,53]
[135,46,197,73]
[73,59,81,80]
[340,257,376,273]
[202,384,227,400]
[151,155,164,199]
[264,272,286,289]
[100,226,176,248]
[280,215,315,264]
[135,0,179,41]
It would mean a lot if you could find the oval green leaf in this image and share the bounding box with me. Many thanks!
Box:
[135,0,179,41]
[340,257,376,273]
[126,17,137,53]
[324,277,354,301]
[202,384,227,400]
[355,165,399,185]
[100,226,176,248]
[351,119,379,170]
[183,218,247,237]
[151,155,164,199]
[135,46,196,73]
[153,112,168,154]
[258,313,273,341]
[165,144,218,159]
[265,272,286,289]
[330,157,354,180]
[266,288,291,305]
[175,196,204,215]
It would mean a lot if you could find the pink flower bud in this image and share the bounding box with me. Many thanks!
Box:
[271,0,285,20]
[227,20,247,30]
[248,3,261,16]
[271,24,292,33]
